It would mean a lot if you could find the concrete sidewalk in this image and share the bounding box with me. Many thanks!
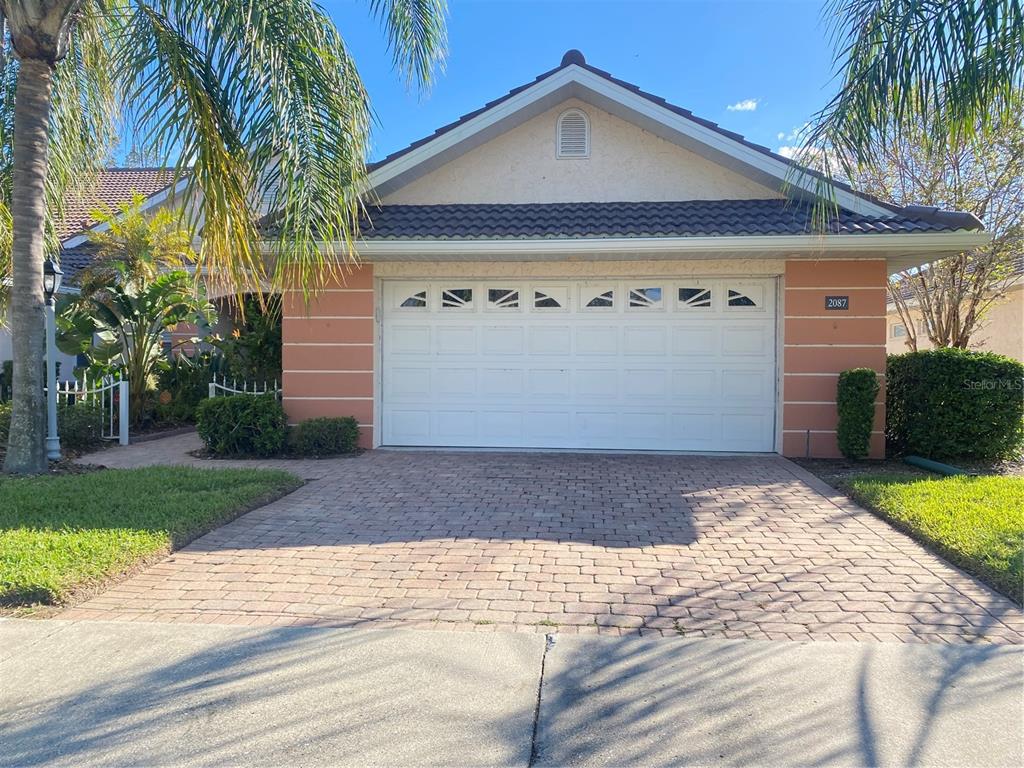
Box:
[1,619,1021,767]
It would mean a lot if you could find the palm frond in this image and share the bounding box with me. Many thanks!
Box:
[370,0,448,87]
[806,0,1024,179]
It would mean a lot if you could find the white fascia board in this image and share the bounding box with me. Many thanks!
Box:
[59,177,191,249]
[338,231,989,259]
[365,63,894,217]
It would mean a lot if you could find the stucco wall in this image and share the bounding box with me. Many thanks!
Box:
[886,282,1024,360]
[381,98,782,205]
[782,259,887,459]
[282,266,375,448]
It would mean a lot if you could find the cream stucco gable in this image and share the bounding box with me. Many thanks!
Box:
[380,99,782,205]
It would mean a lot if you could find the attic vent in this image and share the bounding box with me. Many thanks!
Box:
[557,109,590,158]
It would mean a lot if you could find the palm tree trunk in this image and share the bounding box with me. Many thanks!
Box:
[3,58,54,474]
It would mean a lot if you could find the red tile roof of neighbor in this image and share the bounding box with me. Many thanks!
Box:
[56,167,176,239]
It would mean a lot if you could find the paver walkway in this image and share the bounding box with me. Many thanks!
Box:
[66,434,1023,643]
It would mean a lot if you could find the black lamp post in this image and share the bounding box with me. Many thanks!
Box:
[43,258,63,460]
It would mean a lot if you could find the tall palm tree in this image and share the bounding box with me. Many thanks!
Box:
[802,0,1023,181]
[0,0,446,473]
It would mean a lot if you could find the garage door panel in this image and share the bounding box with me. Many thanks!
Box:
[481,326,524,354]
[387,410,431,442]
[479,411,523,440]
[576,369,619,399]
[480,368,524,397]
[672,369,718,400]
[721,369,774,401]
[434,410,476,439]
[382,278,776,451]
[623,326,668,355]
[527,368,571,399]
[529,326,571,355]
[388,325,430,355]
[624,369,669,398]
[435,368,477,398]
[524,411,571,439]
[386,367,432,399]
[722,325,770,356]
[436,326,476,354]
[672,325,718,356]
[575,326,619,355]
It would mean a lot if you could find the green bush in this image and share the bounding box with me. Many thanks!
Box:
[0,400,103,460]
[887,349,1024,461]
[196,394,286,457]
[154,350,226,424]
[288,417,360,457]
[837,368,880,460]
[1,360,12,401]
[58,402,105,454]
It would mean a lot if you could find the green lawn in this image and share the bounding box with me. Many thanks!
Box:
[0,466,301,605]
[845,474,1024,603]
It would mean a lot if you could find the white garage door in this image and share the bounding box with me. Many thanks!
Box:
[381,278,777,451]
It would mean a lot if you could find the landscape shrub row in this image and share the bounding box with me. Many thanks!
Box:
[196,394,359,458]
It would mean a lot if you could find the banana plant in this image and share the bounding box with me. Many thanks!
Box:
[58,267,215,427]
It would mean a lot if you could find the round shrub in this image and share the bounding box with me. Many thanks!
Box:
[288,416,360,457]
[886,349,1024,461]
[196,394,286,457]
[837,368,880,459]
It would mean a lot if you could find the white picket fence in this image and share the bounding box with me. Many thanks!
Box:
[51,373,129,446]
[208,374,281,399]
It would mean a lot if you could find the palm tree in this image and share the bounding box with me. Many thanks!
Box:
[0,0,446,473]
[802,0,1023,180]
[78,193,194,294]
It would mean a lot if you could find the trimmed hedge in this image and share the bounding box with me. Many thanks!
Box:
[886,349,1024,461]
[288,417,360,457]
[837,368,879,459]
[196,394,286,457]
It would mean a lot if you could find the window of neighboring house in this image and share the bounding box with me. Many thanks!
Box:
[162,332,173,358]
[891,324,908,338]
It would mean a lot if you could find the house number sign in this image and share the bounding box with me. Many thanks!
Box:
[825,295,850,310]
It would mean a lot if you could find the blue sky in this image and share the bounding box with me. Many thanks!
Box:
[327,0,841,162]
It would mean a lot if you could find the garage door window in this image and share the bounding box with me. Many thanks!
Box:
[399,289,428,309]
[442,288,474,309]
[677,287,712,309]
[583,286,615,309]
[628,287,663,309]
[727,286,763,309]
[487,288,520,310]
[533,287,567,310]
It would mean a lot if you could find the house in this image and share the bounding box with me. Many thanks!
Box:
[886,258,1024,360]
[276,50,987,459]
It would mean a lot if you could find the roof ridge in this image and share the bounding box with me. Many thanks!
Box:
[365,50,980,231]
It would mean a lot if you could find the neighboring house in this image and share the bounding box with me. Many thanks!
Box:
[886,258,1024,360]
[0,168,177,382]
[273,50,987,459]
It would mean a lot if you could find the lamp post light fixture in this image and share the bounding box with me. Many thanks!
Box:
[43,258,63,461]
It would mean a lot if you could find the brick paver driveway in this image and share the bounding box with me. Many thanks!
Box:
[66,436,1023,643]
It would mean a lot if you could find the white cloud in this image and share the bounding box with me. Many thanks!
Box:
[726,98,759,112]
[777,132,786,140]
[776,146,800,159]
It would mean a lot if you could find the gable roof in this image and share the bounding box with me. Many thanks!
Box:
[348,200,972,241]
[56,168,175,240]
[366,50,979,231]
